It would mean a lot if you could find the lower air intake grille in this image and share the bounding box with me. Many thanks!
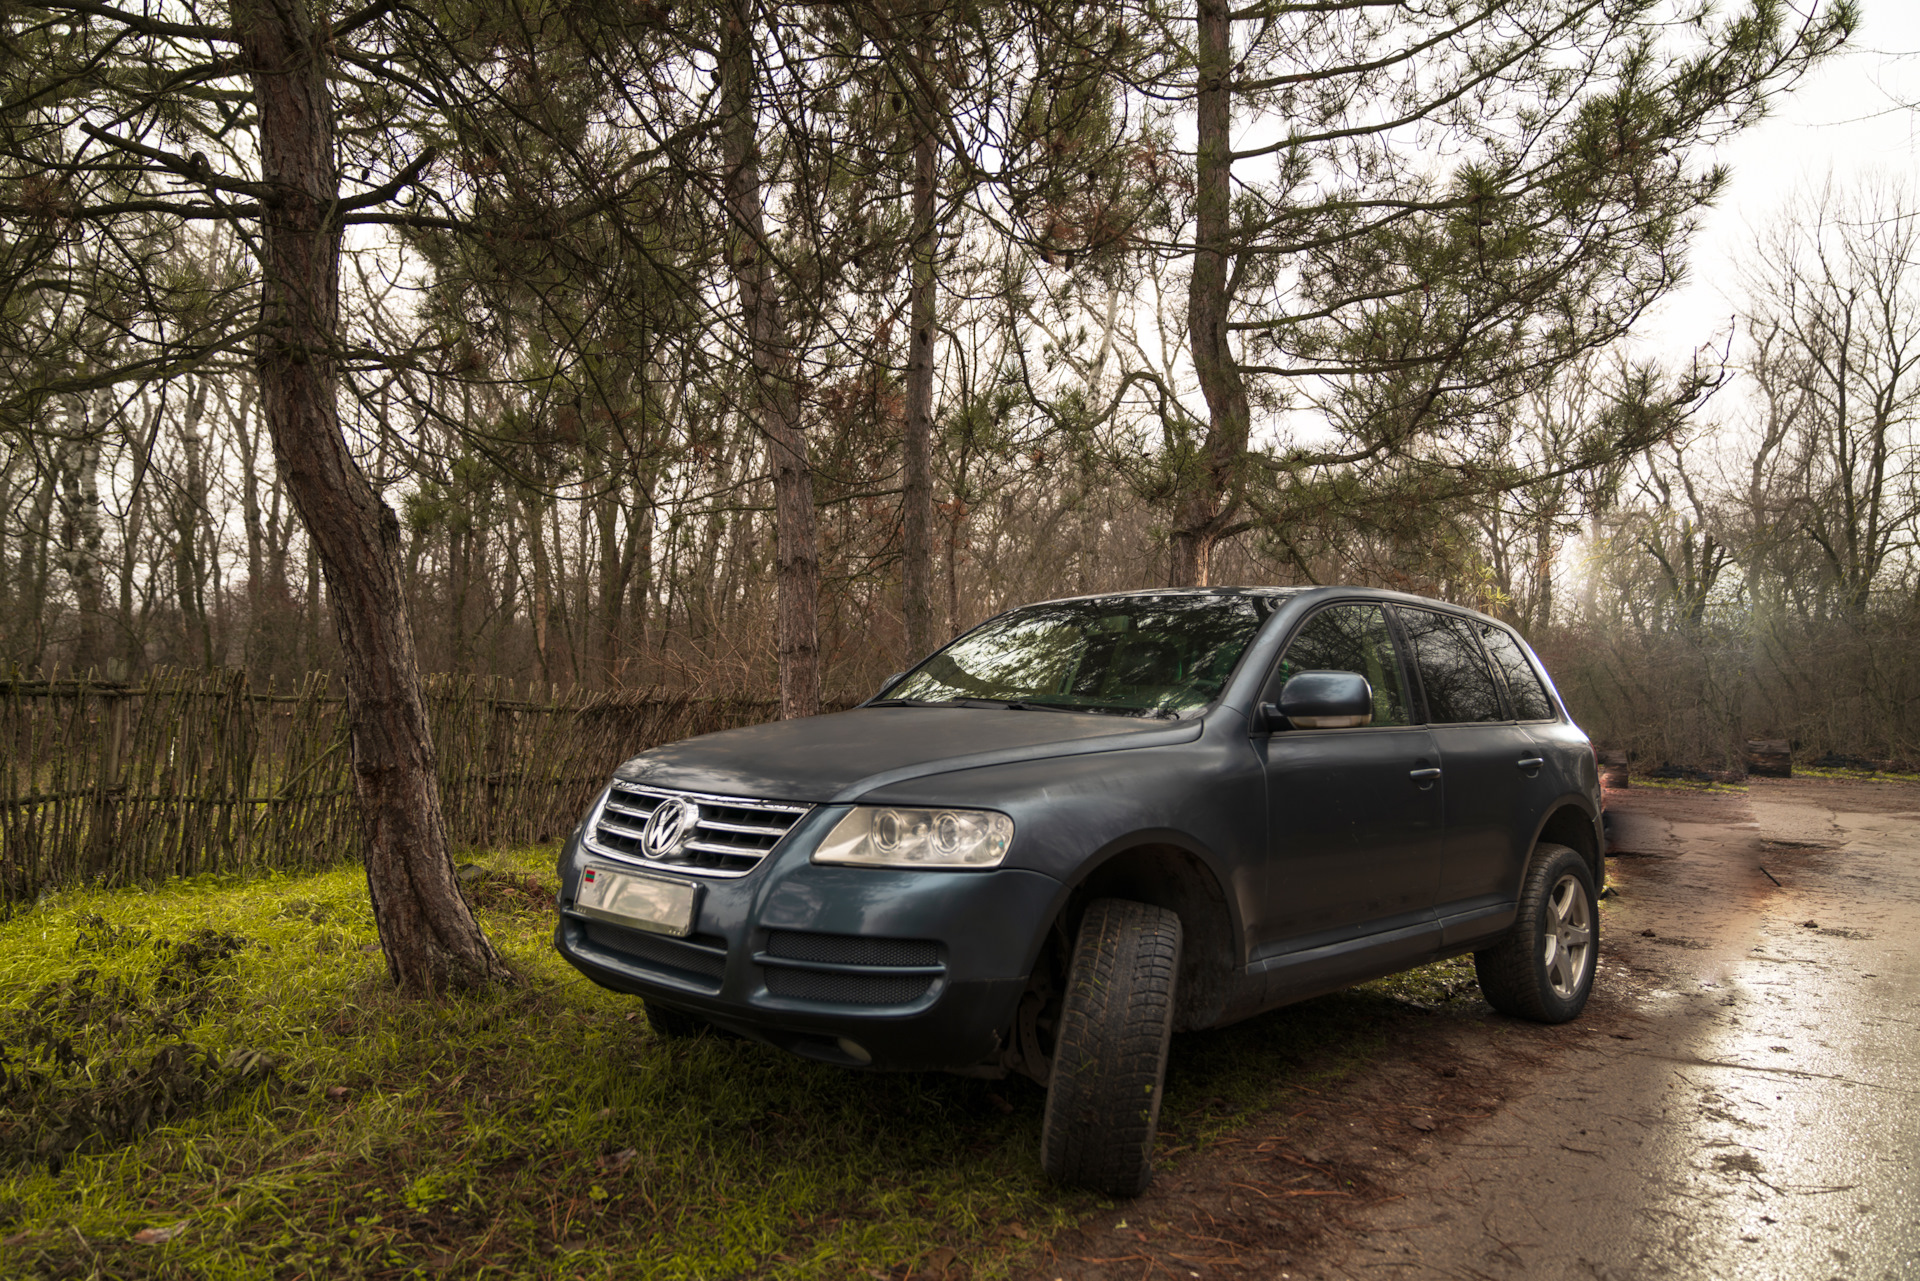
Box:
[757,930,943,1006]
[584,922,727,989]
[766,932,939,967]
[764,968,936,1005]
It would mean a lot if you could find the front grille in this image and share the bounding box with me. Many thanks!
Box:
[756,930,944,1007]
[584,921,728,989]
[587,782,810,878]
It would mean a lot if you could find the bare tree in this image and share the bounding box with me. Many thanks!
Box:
[1743,179,1920,616]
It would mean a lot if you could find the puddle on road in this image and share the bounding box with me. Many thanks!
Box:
[1620,792,1920,1279]
[1332,778,1920,1279]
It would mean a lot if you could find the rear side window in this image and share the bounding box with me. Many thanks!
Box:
[1398,608,1505,724]
[1479,626,1557,722]
[1265,603,1411,727]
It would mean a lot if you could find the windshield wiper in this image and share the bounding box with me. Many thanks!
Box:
[868,697,1006,709]
[1005,700,1182,718]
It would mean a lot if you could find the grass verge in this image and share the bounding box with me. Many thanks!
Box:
[0,852,1483,1280]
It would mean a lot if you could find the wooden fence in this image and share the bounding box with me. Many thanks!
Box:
[0,671,813,907]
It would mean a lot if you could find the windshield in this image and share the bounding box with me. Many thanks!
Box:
[882,594,1272,716]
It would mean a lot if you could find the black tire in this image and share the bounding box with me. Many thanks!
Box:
[643,1000,710,1039]
[1474,843,1598,1023]
[1040,898,1182,1197]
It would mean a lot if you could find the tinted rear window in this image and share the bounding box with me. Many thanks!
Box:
[1398,608,1505,724]
[1480,626,1556,721]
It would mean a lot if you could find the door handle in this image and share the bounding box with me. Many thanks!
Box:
[1408,767,1442,780]
[1516,757,1544,771]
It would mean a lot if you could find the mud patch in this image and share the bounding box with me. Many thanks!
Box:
[0,921,276,1171]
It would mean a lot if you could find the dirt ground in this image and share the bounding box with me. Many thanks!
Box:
[1018,774,1920,1281]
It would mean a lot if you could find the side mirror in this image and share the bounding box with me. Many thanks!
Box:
[1276,671,1373,729]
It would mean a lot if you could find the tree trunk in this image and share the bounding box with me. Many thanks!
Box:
[23,466,57,670]
[238,0,509,992]
[55,394,107,673]
[172,378,214,668]
[901,71,938,663]
[594,435,633,687]
[1177,0,1252,588]
[720,0,819,719]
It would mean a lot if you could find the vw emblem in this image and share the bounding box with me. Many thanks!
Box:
[641,797,699,859]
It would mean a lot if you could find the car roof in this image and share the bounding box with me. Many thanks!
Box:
[1022,584,1514,630]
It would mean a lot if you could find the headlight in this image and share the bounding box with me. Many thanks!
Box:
[811,806,1014,869]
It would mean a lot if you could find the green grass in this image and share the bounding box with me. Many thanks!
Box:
[1794,765,1920,783]
[1627,775,1750,794]
[0,853,1477,1280]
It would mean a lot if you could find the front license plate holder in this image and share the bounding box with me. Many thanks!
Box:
[575,865,699,937]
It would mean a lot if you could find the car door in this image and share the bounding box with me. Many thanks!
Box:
[1252,601,1444,970]
[1394,607,1539,944]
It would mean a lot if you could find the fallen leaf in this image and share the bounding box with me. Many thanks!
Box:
[326,1085,350,1101]
[132,1220,189,1245]
[1410,1117,1437,1132]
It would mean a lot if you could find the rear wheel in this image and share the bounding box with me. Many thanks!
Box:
[1040,898,1182,1197]
[1474,843,1597,1022]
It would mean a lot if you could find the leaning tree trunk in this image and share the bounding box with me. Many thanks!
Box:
[1177,0,1253,588]
[239,0,510,992]
[720,0,820,719]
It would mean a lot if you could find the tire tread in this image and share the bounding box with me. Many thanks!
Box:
[1040,898,1182,1197]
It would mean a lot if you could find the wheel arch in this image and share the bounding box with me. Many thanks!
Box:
[1052,835,1242,1033]
[1534,800,1603,886]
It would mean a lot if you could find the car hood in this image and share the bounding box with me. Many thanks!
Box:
[613,705,1203,804]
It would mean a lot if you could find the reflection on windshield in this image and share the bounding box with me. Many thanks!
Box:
[885,594,1271,715]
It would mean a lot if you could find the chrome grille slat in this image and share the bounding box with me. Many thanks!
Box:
[683,838,758,856]
[586,782,811,879]
[697,817,790,837]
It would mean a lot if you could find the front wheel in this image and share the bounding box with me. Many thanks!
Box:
[1040,898,1182,1197]
[1474,843,1598,1022]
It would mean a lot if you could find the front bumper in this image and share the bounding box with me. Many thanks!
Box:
[552,808,1063,1071]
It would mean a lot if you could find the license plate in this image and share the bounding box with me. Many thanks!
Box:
[575,865,698,937]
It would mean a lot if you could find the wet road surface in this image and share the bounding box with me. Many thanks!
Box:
[1333,776,1920,1279]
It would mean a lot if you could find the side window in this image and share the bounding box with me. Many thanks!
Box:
[1265,603,1410,727]
[1398,609,1505,724]
[1480,626,1557,722]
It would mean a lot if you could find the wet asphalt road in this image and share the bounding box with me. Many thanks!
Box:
[1330,776,1920,1280]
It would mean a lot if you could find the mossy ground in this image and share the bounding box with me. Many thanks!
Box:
[0,851,1481,1279]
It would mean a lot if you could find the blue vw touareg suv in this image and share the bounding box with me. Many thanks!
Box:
[555,587,1603,1195]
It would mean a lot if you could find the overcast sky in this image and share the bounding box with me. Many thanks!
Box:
[1637,0,1920,362]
